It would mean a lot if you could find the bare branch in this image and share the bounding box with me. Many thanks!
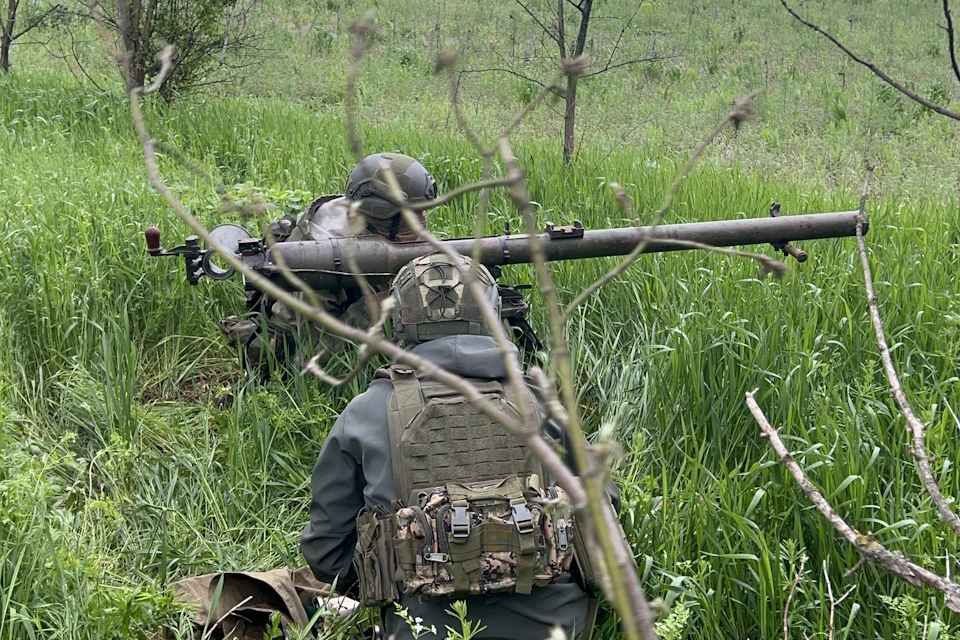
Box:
[11,3,62,40]
[498,136,657,640]
[301,303,392,388]
[563,91,760,317]
[458,66,562,95]
[824,561,856,640]
[853,168,960,538]
[142,43,173,94]
[600,0,644,73]
[746,389,960,613]
[783,554,807,640]
[780,0,960,122]
[512,0,561,47]
[345,12,374,159]
[439,52,484,152]
[843,557,868,580]
[582,54,669,79]
[500,69,567,140]
[408,175,516,212]
[944,0,960,86]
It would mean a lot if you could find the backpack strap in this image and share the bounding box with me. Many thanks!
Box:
[387,365,424,504]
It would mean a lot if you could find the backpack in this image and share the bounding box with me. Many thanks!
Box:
[352,365,589,606]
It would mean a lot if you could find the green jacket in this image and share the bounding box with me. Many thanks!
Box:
[301,335,610,639]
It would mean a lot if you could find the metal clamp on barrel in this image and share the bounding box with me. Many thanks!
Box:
[545,220,584,240]
[769,203,808,262]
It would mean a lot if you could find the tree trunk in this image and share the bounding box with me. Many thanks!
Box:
[562,0,592,164]
[562,72,577,163]
[1,0,19,72]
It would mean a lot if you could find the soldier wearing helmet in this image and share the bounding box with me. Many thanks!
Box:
[301,252,618,640]
[218,152,438,378]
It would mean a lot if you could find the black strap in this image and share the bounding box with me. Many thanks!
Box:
[367,216,401,241]
[332,238,342,270]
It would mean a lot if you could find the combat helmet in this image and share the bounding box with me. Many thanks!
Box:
[345,153,438,220]
[391,253,501,345]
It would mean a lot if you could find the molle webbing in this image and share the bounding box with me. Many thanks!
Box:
[386,366,542,506]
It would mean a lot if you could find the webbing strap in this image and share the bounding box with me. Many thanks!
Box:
[419,380,504,399]
[449,535,481,595]
[448,476,524,503]
[511,497,536,594]
[387,366,424,502]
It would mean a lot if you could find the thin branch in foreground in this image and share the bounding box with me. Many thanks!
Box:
[142,43,173,95]
[781,0,960,122]
[783,553,807,640]
[345,13,374,159]
[562,90,760,318]
[746,389,960,612]
[498,136,658,640]
[853,168,960,539]
[824,560,856,640]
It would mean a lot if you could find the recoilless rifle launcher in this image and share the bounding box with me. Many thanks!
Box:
[145,205,868,351]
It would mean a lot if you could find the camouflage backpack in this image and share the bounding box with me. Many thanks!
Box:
[352,365,581,606]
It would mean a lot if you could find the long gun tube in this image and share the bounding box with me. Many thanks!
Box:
[258,210,867,290]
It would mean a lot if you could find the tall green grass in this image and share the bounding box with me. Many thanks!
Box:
[2,64,960,639]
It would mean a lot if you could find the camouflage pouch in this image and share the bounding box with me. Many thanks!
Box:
[392,475,575,600]
[352,509,400,607]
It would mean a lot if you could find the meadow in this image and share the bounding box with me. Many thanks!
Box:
[1,0,960,638]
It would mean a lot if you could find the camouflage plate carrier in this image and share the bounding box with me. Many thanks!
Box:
[352,365,595,608]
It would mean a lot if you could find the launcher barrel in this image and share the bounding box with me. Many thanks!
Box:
[259,210,867,290]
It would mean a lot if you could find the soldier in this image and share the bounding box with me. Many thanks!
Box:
[218,152,438,378]
[301,253,621,640]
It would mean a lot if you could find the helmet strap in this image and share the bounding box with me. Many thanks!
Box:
[365,215,403,241]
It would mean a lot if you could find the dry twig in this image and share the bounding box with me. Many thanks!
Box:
[853,169,960,539]
[746,389,960,612]
[783,553,807,640]
[563,90,761,318]
[824,560,856,640]
[780,0,960,122]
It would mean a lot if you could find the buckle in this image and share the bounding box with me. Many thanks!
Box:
[451,506,471,538]
[512,503,534,534]
[556,518,569,551]
[424,553,450,563]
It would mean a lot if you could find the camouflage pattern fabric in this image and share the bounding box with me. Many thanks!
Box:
[388,480,575,600]
[391,253,499,344]
[218,194,426,376]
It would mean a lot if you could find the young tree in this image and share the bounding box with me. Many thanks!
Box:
[88,0,262,100]
[1,0,63,72]
[463,1,664,163]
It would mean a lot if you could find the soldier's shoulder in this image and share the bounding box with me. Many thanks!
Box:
[339,378,393,423]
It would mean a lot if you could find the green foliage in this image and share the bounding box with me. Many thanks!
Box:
[3,0,960,638]
[393,603,438,638]
[443,601,485,640]
[654,600,691,640]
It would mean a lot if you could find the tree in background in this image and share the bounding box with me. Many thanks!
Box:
[1,0,63,71]
[464,1,665,163]
[87,0,263,100]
